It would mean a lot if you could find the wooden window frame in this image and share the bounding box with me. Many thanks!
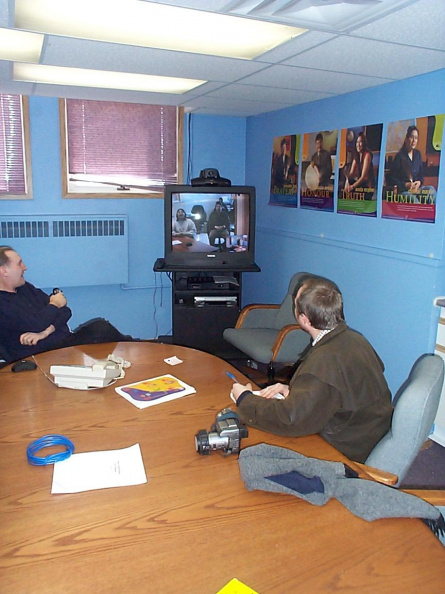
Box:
[0,95,33,201]
[59,99,183,199]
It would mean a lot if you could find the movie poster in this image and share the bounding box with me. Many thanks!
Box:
[337,123,383,217]
[269,134,300,207]
[382,114,444,223]
[300,130,337,212]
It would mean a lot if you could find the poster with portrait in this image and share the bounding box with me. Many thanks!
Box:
[337,123,383,217]
[300,130,337,212]
[382,115,443,223]
[269,134,300,207]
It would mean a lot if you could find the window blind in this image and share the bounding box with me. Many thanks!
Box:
[66,99,178,189]
[0,94,27,195]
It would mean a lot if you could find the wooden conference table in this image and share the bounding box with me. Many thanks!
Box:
[1,342,444,594]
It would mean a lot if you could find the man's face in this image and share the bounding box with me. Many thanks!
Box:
[294,284,311,334]
[315,139,323,152]
[294,286,305,322]
[1,250,27,290]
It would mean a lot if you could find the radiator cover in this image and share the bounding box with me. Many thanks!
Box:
[0,215,129,287]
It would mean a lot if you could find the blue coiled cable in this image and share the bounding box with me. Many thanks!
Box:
[27,434,75,466]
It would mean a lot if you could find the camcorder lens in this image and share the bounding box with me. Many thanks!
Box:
[195,430,211,454]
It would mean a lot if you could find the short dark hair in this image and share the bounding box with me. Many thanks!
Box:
[0,246,14,267]
[315,133,323,142]
[296,277,344,330]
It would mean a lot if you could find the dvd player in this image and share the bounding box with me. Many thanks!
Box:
[194,296,237,306]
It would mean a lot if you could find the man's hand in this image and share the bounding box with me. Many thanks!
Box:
[231,382,253,402]
[49,291,67,308]
[259,383,289,399]
[20,325,55,346]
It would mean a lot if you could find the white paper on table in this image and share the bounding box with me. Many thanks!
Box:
[164,356,183,366]
[51,443,147,494]
[230,390,285,403]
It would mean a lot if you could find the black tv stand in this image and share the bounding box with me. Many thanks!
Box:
[153,262,260,357]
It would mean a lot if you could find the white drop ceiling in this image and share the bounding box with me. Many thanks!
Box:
[0,0,444,117]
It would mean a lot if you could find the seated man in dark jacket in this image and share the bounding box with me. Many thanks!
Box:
[0,245,133,364]
[231,277,393,462]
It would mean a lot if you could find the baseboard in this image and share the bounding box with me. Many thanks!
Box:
[430,426,445,447]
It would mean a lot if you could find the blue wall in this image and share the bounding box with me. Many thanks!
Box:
[1,70,444,395]
[243,69,445,394]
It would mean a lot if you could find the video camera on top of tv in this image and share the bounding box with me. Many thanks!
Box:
[191,168,231,187]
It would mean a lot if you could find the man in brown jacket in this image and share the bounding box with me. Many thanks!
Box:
[231,277,393,462]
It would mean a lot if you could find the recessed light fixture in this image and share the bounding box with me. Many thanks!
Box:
[15,0,306,60]
[0,27,44,62]
[228,0,417,33]
[13,63,206,94]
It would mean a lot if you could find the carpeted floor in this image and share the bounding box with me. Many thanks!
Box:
[400,440,445,489]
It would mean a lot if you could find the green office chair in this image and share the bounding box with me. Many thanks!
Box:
[223,272,317,381]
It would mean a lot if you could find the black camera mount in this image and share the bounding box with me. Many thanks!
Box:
[191,168,231,187]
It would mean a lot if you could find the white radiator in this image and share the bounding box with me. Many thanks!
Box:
[0,215,129,287]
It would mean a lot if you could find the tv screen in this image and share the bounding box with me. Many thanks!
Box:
[163,184,257,270]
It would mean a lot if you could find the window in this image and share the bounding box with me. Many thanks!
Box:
[60,99,183,198]
[0,94,32,200]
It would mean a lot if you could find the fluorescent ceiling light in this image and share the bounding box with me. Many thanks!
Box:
[14,63,206,94]
[229,0,416,32]
[15,0,306,59]
[0,27,43,62]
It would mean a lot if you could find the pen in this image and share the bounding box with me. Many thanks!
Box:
[226,371,238,383]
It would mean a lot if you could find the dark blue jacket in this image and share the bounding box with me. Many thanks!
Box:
[0,282,72,363]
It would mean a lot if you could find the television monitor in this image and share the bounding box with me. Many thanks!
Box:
[163,184,257,270]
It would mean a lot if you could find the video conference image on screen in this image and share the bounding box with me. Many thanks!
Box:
[171,192,250,254]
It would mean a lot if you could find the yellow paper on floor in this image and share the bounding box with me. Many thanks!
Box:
[216,578,259,594]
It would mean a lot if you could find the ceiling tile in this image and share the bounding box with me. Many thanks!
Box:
[42,36,269,82]
[255,30,337,63]
[208,81,333,104]
[238,63,392,94]
[351,0,445,51]
[184,94,293,117]
[285,36,445,79]
[0,0,10,27]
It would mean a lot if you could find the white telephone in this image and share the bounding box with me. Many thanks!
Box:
[50,355,130,390]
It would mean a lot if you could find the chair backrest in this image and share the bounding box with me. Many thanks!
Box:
[365,353,444,486]
[273,272,313,329]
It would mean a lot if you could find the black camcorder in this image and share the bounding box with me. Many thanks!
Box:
[195,408,248,455]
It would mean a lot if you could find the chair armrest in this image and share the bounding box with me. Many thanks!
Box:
[235,304,280,329]
[346,461,399,486]
[270,324,303,361]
